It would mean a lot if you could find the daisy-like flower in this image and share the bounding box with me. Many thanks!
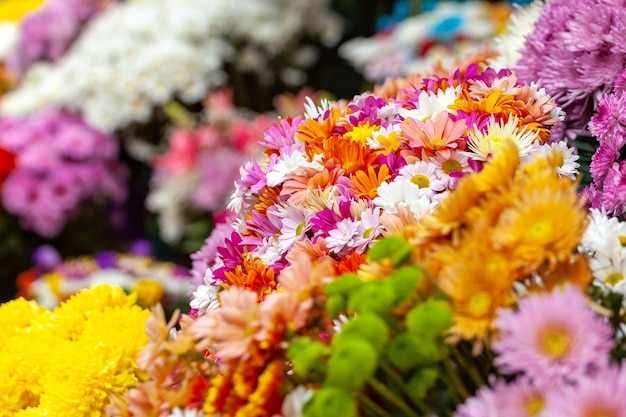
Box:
[463,116,538,162]
[353,206,383,254]
[270,203,314,253]
[189,270,221,315]
[431,149,473,188]
[266,147,323,187]
[398,160,448,195]
[528,141,580,180]
[373,176,432,217]
[325,217,360,256]
[401,111,468,159]
[493,284,615,385]
[398,86,461,122]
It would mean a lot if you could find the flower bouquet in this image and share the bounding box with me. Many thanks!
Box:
[100,62,599,417]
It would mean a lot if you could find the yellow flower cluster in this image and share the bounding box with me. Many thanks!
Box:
[382,140,589,351]
[0,285,151,416]
[0,0,47,22]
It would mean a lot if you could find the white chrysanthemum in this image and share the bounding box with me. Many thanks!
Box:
[581,208,626,260]
[398,160,448,194]
[282,385,315,417]
[589,251,626,295]
[0,22,18,60]
[266,149,323,187]
[190,269,221,315]
[398,86,461,121]
[373,177,433,218]
[168,407,204,417]
[326,217,360,256]
[533,141,580,180]
[303,96,334,119]
[488,0,545,70]
[462,116,538,161]
[0,0,343,132]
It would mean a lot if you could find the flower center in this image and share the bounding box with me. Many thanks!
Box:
[295,221,306,236]
[467,291,491,318]
[363,226,374,239]
[430,137,447,148]
[619,235,626,246]
[441,159,462,174]
[529,220,552,241]
[541,329,571,358]
[410,174,431,188]
[526,399,544,416]
[604,272,624,286]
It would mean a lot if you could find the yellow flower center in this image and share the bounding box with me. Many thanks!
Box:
[134,279,164,307]
[410,174,431,188]
[541,329,571,358]
[619,235,626,246]
[526,399,544,416]
[529,220,552,241]
[363,226,374,239]
[467,291,491,318]
[604,272,624,286]
[441,159,462,174]
[430,137,447,148]
[295,221,306,236]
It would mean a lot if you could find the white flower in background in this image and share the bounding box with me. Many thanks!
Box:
[0,22,18,60]
[0,0,343,132]
[488,0,545,70]
[528,141,580,180]
[581,209,626,297]
[281,385,315,417]
[339,1,509,81]
[168,407,204,417]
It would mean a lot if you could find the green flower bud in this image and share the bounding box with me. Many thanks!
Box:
[347,280,395,315]
[413,339,441,366]
[288,338,329,378]
[326,338,378,391]
[387,266,425,302]
[385,332,422,371]
[333,312,390,353]
[406,300,453,339]
[325,273,363,296]
[304,387,358,417]
[366,235,413,266]
[407,367,439,400]
[326,294,346,319]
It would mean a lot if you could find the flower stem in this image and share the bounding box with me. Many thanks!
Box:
[356,392,393,417]
[367,377,421,417]
[379,359,434,415]
[450,345,485,388]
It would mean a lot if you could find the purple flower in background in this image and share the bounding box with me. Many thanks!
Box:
[514,0,626,140]
[8,0,118,74]
[32,244,62,272]
[0,109,127,237]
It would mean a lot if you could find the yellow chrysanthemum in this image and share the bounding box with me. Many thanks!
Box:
[492,186,587,274]
[51,284,137,339]
[0,0,47,22]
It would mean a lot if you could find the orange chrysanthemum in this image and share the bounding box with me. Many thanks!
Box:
[321,136,377,175]
[222,255,278,302]
[351,164,391,199]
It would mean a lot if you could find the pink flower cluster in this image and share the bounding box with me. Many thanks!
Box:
[0,109,127,237]
[583,68,626,215]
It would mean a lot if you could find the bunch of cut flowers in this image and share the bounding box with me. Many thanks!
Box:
[106,63,608,417]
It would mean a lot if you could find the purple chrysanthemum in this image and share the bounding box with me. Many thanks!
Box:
[514,0,626,139]
[493,284,614,385]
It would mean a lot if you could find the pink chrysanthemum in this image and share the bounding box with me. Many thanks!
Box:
[493,284,614,385]
[543,365,626,417]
